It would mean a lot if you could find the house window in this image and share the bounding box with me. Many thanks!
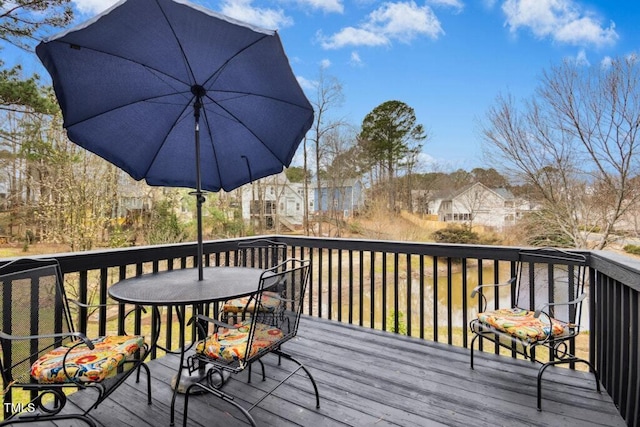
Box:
[296,202,300,211]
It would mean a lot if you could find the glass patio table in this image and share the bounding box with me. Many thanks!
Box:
[108,266,266,426]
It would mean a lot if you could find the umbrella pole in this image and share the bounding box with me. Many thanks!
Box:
[192,86,206,281]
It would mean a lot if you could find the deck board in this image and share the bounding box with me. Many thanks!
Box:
[12,316,625,426]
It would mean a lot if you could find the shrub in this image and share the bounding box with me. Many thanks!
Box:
[431,225,480,244]
[385,311,407,335]
[624,244,640,255]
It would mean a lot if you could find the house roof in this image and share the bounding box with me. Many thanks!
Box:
[315,178,362,188]
[440,182,515,201]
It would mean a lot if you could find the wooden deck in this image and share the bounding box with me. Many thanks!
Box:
[27,316,624,426]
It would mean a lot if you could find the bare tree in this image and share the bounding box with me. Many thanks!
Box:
[482,56,640,249]
[320,126,359,236]
[307,68,345,236]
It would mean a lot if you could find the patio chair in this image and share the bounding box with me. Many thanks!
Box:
[222,239,288,325]
[183,258,320,427]
[469,247,600,410]
[0,258,151,426]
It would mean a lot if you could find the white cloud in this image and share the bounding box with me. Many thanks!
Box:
[600,56,613,69]
[416,152,437,171]
[319,27,389,49]
[570,49,589,66]
[350,51,363,66]
[320,58,332,68]
[72,0,118,15]
[296,75,317,91]
[502,0,618,48]
[296,0,344,14]
[221,0,293,30]
[320,1,443,49]
[427,0,464,12]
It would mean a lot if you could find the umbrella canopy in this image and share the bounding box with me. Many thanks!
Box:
[36,0,313,279]
[36,0,312,192]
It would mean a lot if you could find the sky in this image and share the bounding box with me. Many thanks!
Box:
[5,0,640,172]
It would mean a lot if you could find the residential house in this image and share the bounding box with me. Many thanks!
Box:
[435,182,537,230]
[313,179,365,218]
[240,173,310,231]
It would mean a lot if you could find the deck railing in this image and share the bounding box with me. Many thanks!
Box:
[1,236,638,425]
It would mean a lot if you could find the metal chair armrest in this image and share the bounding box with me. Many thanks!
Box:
[470,277,516,297]
[188,313,234,330]
[68,298,120,309]
[470,277,516,312]
[534,293,587,318]
[0,330,95,350]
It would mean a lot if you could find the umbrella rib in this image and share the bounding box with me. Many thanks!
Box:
[141,96,195,179]
[198,99,224,189]
[212,89,313,110]
[202,34,270,88]
[203,93,285,164]
[155,0,198,86]
[53,40,192,89]
[63,91,192,128]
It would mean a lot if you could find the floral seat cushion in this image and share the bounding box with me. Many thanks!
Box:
[196,321,284,362]
[222,291,281,314]
[31,335,145,384]
[477,307,568,343]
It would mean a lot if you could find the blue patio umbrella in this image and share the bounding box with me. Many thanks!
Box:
[36,0,313,280]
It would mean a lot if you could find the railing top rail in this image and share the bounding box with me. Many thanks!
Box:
[0,235,637,288]
[590,250,640,292]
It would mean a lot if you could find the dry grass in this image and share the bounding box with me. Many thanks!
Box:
[0,243,72,258]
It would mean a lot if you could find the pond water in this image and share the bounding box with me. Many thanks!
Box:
[318,257,590,333]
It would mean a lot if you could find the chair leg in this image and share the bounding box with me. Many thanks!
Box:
[183,382,257,427]
[272,350,320,409]
[140,362,153,405]
[537,357,600,411]
[470,333,481,369]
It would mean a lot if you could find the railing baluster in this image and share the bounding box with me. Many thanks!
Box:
[348,250,353,325]
[432,256,438,342]
[328,248,333,320]
[337,249,343,323]
[317,248,322,318]
[419,255,425,339]
[370,250,375,329]
[78,270,88,335]
[303,249,314,316]
[461,258,468,348]
[406,254,412,337]
[359,250,364,328]
[99,267,108,336]
[394,253,399,334]
[477,259,484,352]
[446,257,452,345]
[382,252,387,332]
